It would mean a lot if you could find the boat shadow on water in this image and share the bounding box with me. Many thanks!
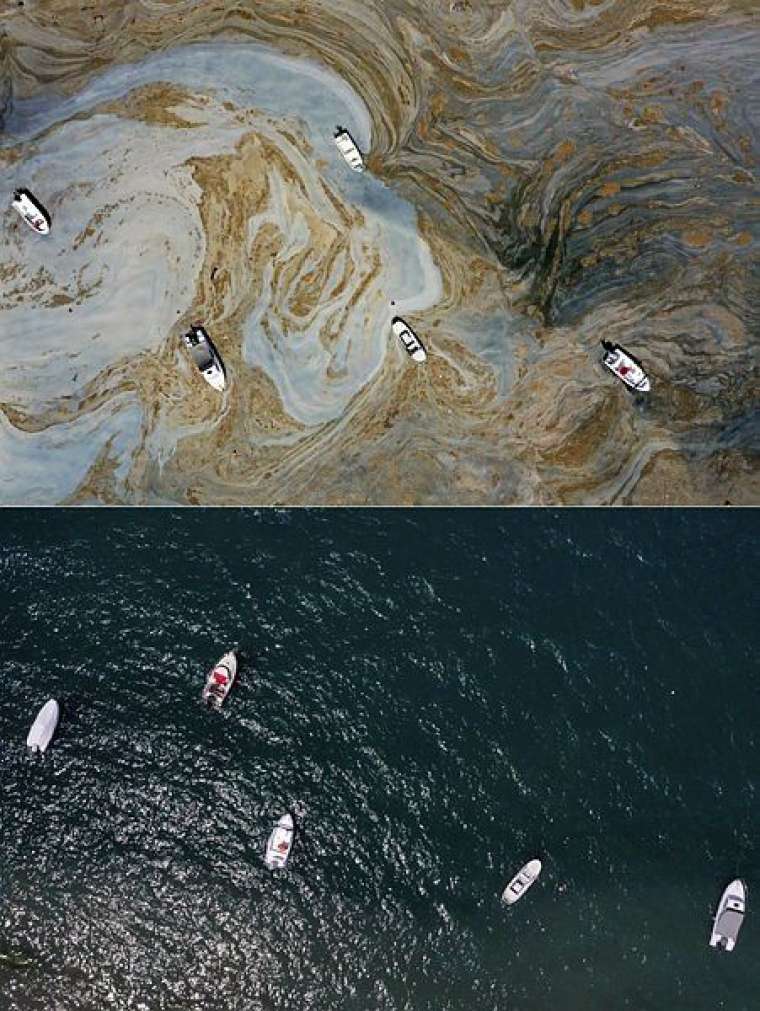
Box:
[0,946,36,973]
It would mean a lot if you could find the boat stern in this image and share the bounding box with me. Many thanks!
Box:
[266,851,287,870]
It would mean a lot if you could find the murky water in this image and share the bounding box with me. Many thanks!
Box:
[1,1,758,503]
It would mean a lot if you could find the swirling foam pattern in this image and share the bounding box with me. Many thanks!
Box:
[0,0,758,502]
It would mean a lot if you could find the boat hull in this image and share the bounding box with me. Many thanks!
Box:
[201,651,238,708]
[391,317,427,363]
[334,127,365,172]
[11,189,51,235]
[709,879,746,951]
[183,325,227,391]
[265,813,294,869]
[27,699,60,753]
[600,342,650,392]
[502,858,542,905]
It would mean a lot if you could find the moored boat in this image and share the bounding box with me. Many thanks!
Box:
[709,879,746,951]
[201,651,237,708]
[11,189,51,235]
[264,813,295,869]
[600,340,650,392]
[334,126,365,172]
[501,858,542,905]
[27,699,59,753]
[391,317,427,363]
[183,324,226,391]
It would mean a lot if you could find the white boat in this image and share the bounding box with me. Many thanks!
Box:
[27,699,59,753]
[264,813,295,870]
[334,126,365,172]
[709,879,746,951]
[183,324,226,391]
[201,651,237,708]
[391,317,427,363]
[11,189,51,235]
[600,340,650,392]
[502,858,542,905]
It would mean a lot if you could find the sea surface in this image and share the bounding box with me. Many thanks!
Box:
[1,509,759,1010]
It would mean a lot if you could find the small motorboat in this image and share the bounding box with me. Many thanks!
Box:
[201,651,237,708]
[27,699,59,753]
[600,340,650,392]
[709,879,746,951]
[502,858,542,905]
[264,813,295,870]
[391,317,427,363]
[183,324,226,391]
[334,126,365,172]
[11,189,51,235]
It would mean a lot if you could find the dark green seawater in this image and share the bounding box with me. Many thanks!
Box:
[0,509,758,1011]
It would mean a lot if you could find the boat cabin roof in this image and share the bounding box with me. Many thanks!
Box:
[191,344,214,370]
